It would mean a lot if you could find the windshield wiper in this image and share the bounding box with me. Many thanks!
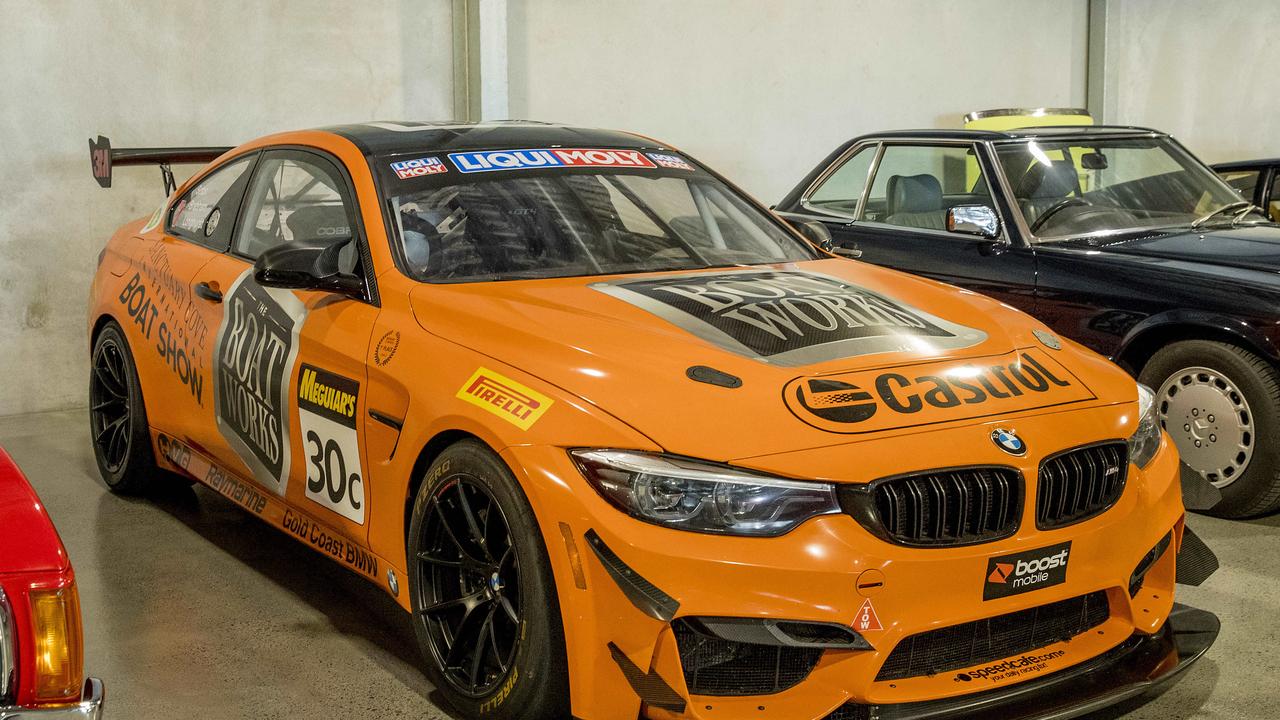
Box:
[1190,200,1255,230]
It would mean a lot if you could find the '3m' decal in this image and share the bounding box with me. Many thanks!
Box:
[297,365,365,524]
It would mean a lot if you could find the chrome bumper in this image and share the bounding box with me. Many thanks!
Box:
[0,678,103,720]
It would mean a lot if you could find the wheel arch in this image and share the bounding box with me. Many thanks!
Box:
[402,428,484,545]
[1115,311,1280,376]
[89,312,119,351]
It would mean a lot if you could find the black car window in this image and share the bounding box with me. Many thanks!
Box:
[167,156,255,250]
[1269,173,1280,222]
[806,145,876,217]
[234,151,357,261]
[862,145,994,232]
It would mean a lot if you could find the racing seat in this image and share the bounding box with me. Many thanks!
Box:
[884,174,945,230]
[1016,160,1080,227]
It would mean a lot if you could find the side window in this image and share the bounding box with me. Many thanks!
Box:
[1218,169,1259,199]
[863,144,993,231]
[168,156,255,249]
[1269,173,1280,222]
[807,146,876,216]
[234,151,357,261]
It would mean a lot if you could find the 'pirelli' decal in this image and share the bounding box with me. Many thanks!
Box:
[456,367,553,430]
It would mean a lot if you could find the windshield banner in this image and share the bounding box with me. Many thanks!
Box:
[449,148,657,173]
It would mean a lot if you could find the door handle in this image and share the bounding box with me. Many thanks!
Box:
[834,244,863,259]
[195,282,223,303]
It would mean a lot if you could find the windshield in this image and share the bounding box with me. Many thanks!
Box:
[995,137,1260,240]
[381,148,818,282]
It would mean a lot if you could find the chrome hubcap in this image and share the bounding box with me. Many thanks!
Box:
[1157,366,1253,488]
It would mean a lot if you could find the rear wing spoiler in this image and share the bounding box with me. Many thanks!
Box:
[90,135,233,195]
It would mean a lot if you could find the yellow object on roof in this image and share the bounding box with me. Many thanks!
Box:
[964,108,1094,132]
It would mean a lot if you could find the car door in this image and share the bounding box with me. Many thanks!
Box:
[186,148,380,541]
[127,153,259,440]
[785,141,1037,311]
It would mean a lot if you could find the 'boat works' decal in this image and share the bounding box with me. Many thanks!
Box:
[297,364,365,524]
[784,348,1095,434]
[212,270,307,494]
[593,270,988,367]
[456,367,553,430]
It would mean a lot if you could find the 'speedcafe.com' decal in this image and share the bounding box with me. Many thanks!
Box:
[213,270,307,494]
[297,364,365,524]
[592,270,988,367]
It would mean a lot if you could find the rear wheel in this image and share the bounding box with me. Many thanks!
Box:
[89,321,158,494]
[1140,339,1280,518]
[407,440,569,719]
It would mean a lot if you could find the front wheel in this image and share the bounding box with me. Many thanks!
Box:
[1140,339,1280,518]
[407,440,570,719]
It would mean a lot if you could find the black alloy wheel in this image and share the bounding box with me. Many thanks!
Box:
[416,475,522,696]
[88,322,157,494]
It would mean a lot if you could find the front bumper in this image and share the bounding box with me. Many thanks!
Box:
[830,604,1218,720]
[0,678,104,720]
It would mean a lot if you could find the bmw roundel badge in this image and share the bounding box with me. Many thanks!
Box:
[991,428,1026,456]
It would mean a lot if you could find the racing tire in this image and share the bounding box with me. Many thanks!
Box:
[89,321,158,494]
[407,440,570,719]
[1139,339,1280,518]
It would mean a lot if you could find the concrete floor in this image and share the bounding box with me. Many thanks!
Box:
[1,409,1277,719]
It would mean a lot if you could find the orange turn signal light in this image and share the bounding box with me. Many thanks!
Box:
[29,583,84,704]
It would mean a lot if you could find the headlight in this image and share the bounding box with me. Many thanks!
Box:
[570,449,841,536]
[1128,383,1161,468]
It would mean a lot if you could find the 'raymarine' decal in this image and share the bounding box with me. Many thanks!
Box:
[449,148,657,173]
[213,270,307,494]
[593,270,987,367]
[784,348,1095,434]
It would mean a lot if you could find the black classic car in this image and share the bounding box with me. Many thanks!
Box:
[777,125,1280,518]
[1213,158,1280,222]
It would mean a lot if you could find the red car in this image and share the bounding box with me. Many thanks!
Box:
[0,448,103,719]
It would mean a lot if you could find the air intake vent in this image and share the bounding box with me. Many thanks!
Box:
[843,467,1022,547]
[672,619,823,696]
[876,591,1109,681]
[1037,442,1128,529]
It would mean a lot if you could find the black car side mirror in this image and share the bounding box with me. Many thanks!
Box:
[794,220,835,252]
[254,236,364,298]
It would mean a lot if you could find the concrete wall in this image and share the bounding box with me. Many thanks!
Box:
[508,0,1089,203]
[0,0,452,416]
[1103,0,1278,164]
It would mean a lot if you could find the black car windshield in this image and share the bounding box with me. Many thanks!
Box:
[381,149,818,282]
[995,137,1260,241]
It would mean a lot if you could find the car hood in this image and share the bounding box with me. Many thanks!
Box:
[1083,224,1280,274]
[411,259,1130,461]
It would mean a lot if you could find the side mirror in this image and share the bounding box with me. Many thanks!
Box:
[254,236,364,298]
[793,220,834,252]
[946,205,1001,239]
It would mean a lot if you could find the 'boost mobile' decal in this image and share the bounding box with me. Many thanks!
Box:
[297,365,365,524]
[593,270,987,367]
[784,348,1095,434]
[213,270,307,494]
[983,541,1072,600]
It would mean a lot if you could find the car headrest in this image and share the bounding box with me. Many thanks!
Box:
[286,205,351,242]
[1017,160,1078,199]
[887,174,943,215]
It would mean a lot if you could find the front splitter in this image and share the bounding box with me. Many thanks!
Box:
[836,604,1218,720]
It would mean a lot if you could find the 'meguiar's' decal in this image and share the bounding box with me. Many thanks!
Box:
[212,270,307,494]
[593,270,987,367]
[783,348,1096,434]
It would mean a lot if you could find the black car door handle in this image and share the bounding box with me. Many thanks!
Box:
[195,282,223,303]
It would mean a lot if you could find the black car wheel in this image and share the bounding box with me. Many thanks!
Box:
[89,321,157,494]
[1140,339,1280,518]
[407,440,569,719]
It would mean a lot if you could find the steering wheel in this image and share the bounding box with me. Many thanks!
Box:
[1029,197,1092,234]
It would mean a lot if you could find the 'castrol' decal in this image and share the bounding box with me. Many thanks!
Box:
[784,348,1095,434]
[212,270,307,494]
[593,270,988,367]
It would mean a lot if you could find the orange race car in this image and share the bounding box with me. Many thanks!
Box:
[87,121,1220,720]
